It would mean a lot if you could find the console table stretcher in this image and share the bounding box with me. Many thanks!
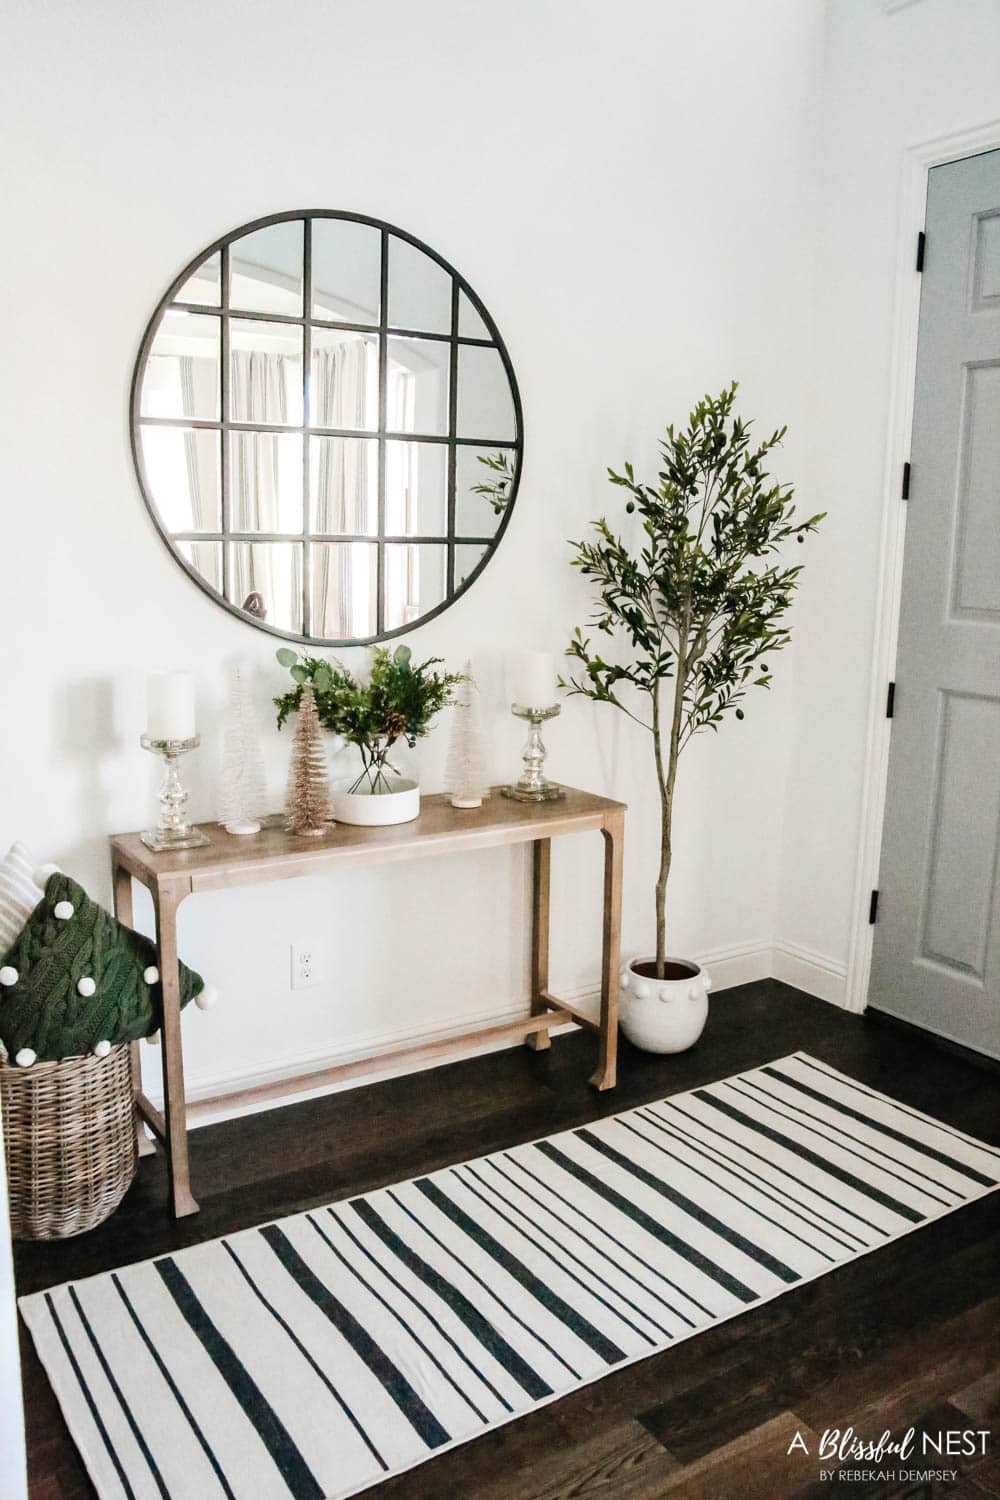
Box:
[110,786,625,1218]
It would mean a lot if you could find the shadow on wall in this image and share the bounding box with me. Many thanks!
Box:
[50,676,121,891]
[47,675,219,896]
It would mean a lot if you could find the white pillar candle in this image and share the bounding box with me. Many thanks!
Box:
[146,671,196,741]
[509,650,557,709]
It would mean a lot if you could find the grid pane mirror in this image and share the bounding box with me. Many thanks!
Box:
[131,211,523,643]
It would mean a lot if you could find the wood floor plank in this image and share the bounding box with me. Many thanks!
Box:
[655,1412,819,1499]
[432,1419,679,1500]
[953,1365,1000,1429]
[798,1297,1000,1435]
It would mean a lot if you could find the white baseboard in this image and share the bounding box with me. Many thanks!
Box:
[144,938,840,1128]
[771,940,848,1007]
[695,939,773,992]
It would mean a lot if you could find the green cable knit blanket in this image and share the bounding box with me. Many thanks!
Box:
[0,872,203,1061]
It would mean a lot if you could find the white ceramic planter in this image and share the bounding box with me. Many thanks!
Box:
[619,956,711,1054]
[331,776,420,827]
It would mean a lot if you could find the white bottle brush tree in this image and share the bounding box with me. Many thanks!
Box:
[284,684,331,835]
[563,383,824,979]
[445,660,490,808]
[219,665,268,835]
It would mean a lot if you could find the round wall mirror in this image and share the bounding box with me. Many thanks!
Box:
[130,211,523,644]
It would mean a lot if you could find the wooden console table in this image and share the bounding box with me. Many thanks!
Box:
[109,787,625,1218]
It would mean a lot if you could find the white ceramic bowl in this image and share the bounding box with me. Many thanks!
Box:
[331,776,420,827]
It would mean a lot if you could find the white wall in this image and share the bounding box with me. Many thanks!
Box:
[0,0,827,1105]
[777,0,1000,991]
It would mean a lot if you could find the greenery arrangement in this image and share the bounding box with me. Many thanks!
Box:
[563,383,823,978]
[275,644,463,794]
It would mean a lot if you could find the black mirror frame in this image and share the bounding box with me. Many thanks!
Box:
[129,209,524,646]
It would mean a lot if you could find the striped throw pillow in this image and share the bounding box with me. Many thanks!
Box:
[0,842,43,957]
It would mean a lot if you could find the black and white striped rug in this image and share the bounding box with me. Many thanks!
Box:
[20,1052,999,1500]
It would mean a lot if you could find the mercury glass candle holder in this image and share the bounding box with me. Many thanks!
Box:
[501,703,566,803]
[140,734,211,851]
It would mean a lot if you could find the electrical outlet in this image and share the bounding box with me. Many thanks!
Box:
[290,943,322,990]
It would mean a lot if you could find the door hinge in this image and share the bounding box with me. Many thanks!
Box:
[886,681,896,718]
[902,461,911,500]
[869,889,880,924]
[916,231,926,272]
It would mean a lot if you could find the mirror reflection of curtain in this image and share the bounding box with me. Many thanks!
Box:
[229,351,291,611]
[179,357,216,529]
[312,340,376,634]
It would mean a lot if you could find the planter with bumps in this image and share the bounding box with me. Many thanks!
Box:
[619,957,711,1054]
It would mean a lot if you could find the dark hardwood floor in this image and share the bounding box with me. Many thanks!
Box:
[14,980,1000,1499]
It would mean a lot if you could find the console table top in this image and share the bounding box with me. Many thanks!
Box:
[110,786,626,895]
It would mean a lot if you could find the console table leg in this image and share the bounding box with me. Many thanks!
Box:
[526,837,552,1051]
[591,810,623,1090]
[153,887,199,1217]
[111,863,150,1162]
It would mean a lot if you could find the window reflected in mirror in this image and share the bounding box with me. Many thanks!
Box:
[386,337,450,436]
[383,543,448,631]
[384,440,448,535]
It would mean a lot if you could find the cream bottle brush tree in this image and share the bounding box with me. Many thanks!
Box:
[563,383,824,979]
[218,664,268,835]
[445,660,490,808]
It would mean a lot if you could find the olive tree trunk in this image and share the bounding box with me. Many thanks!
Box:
[652,643,687,978]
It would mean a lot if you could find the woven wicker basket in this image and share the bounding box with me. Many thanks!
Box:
[0,1045,137,1240]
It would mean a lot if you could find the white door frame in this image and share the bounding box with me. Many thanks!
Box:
[844,116,1000,1015]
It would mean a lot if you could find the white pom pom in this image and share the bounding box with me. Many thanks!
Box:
[143,965,159,985]
[53,900,74,920]
[92,1039,111,1058]
[195,985,218,1011]
[33,863,60,887]
[15,1048,36,1068]
[77,976,96,998]
[0,966,18,987]
[145,1030,160,1046]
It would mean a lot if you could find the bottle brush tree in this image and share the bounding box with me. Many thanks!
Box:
[444,660,490,808]
[218,664,268,835]
[563,383,824,979]
[284,684,331,835]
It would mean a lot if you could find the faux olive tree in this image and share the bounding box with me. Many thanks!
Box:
[564,383,823,979]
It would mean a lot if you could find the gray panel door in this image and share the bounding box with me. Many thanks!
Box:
[869,148,1000,1058]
